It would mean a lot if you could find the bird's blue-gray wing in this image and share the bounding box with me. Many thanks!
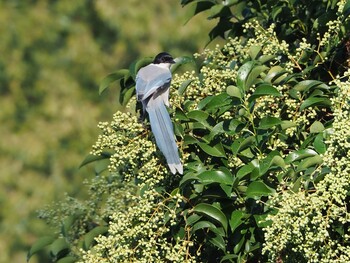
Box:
[135,64,172,101]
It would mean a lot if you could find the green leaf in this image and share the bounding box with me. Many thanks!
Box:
[50,238,70,258]
[99,69,129,95]
[246,65,268,90]
[198,141,227,157]
[193,203,228,233]
[293,80,329,93]
[253,214,271,228]
[248,45,262,60]
[248,84,281,102]
[186,214,202,226]
[198,169,233,185]
[314,133,326,154]
[187,110,214,129]
[237,61,255,91]
[310,121,325,133]
[229,210,245,233]
[296,155,323,172]
[299,97,331,111]
[226,85,242,99]
[119,85,135,106]
[210,234,226,251]
[246,181,275,198]
[184,1,215,23]
[178,79,193,95]
[57,257,77,263]
[285,149,318,163]
[27,236,56,261]
[61,214,78,237]
[171,56,195,72]
[79,152,111,168]
[232,136,256,154]
[192,220,217,232]
[264,66,288,84]
[233,236,245,254]
[343,0,350,18]
[83,226,108,250]
[236,162,257,181]
[258,116,282,129]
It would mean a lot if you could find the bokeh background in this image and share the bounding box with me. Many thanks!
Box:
[0,1,217,262]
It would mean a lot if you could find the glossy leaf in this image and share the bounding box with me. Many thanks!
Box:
[227,85,242,99]
[198,169,233,185]
[79,152,112,168]
[246,181,276,198]
[293,80,329,93]
[248,84,281,102]
[310,121,325,133]
[258,116,282,129]
[50,238,70,258]
[236,61,255,91]
[232,136,256,154]
[314,133,326,154]
[296,155,323,172]
[285,149,318,163]
[99,69,129,95]
[264,66,288,84]
[229,210,245,233]
[178,79,193,95]
[192,220,217,232]
[83,226,108,250]
[299,97,331,111]
[246,65,268,89]
[27,236,56,261]
[57,257,77,263]
[198,141,227,157]
[210,234,226,251]
[193,203,228,233]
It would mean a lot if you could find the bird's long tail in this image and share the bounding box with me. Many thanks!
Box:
[147,98,183,174]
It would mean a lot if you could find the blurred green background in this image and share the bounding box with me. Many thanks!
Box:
[0,1,215,262]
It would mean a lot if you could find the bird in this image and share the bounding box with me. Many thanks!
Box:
[135,52,183,174]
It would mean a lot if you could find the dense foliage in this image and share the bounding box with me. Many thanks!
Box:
[29,0,350,262]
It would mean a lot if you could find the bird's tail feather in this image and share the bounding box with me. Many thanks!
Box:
[147,100,183,174]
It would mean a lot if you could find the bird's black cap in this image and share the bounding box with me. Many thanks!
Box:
[153,52,176,64]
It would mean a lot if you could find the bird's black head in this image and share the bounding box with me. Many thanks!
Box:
[153,52,176,64]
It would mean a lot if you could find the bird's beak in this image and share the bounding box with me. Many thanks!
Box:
[170,58,176,64]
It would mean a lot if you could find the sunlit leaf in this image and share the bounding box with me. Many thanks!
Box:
[285,149,318,163]
[310,121,325,133]
[246,181,276,198]
[237,61,255,91]
[227,85,242,99]
[198,141,227,157]
[248,84,281,102]
[296,155,323,171]
[198,169,233,185]
[299,97,331,111]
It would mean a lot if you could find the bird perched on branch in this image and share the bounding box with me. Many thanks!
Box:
[135,52,183,174]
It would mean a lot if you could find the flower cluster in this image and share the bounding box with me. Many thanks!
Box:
[80,190,197,263]
[90,111,168,185]
[262,69,350,262]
